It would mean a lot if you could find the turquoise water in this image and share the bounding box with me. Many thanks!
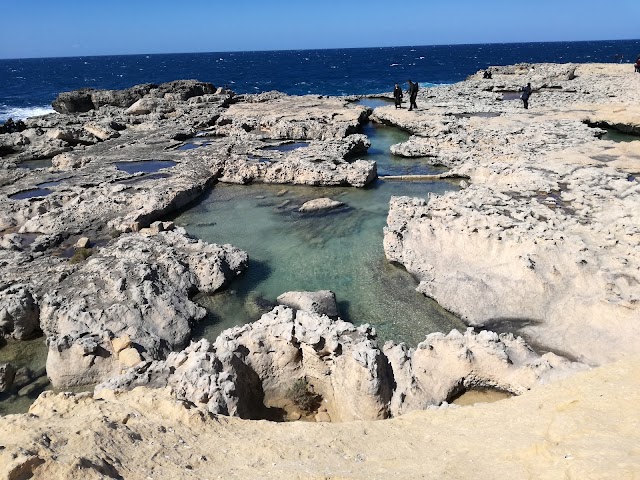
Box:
[360,122,448,176]
[174,123,465,346]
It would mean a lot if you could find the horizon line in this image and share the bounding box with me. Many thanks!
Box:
[2,37,639,61]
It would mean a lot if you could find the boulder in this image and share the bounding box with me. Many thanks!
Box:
[0,284,40,340]
[75,237,90,248]
[0,363,16,392]
[298,198,345,213]
[82,122,121,141]
[125,97,164,115]
[277,290,339,317]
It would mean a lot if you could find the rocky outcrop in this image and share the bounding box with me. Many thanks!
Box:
[99,306,394,422]
[0,284,40,340]
[384,328,584,416]
[376,63,640,366]
[98,305,584,421]
[42,229,248,387]
[51,88,97,114]
[51,80,216,114]
[221,94,368,140]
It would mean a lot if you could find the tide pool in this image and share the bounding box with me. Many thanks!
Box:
[174,123,465,345]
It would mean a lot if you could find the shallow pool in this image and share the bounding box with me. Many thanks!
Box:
[174,123,465,346]
[116,160,177,174]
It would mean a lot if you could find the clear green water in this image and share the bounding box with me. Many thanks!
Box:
[174,123,466,345]
[360,122,448,176]
[0,336,48,416]
[601,128,640,143]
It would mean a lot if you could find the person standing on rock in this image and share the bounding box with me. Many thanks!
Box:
[520,82,532,109]
[407,80,419,111]
[393,83,403,108]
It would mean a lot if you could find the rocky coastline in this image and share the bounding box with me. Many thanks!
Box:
[0,63,639,478]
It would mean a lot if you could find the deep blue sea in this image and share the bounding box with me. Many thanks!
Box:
[1,40,639,122]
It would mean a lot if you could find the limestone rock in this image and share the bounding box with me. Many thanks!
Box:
[0,363,16,392]
[0,356,636,479]
[74,237,90,248]
[90,83,155,109]
[298,198,345,212]
[99,306,584,421]
[0,284,40,340]
[118,347,143,367]
[276,290,339,317]
[99,306,394,421]
[42,230,248,387]
[111,335,131,354]
[125,97,165,115]
[384,328,586,416]
[82,121,120,141]
[51,89,96,114]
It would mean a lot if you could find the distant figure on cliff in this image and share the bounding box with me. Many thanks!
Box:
[483,68,492,79]
[393,83,403,108]
[407,80,419,111]
[520,83,532,109]
[635,56,640,73]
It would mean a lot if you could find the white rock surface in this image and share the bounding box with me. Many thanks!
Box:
[298,198,345,212]
[43,229,247,387]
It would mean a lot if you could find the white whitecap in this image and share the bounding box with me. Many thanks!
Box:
[0,105,56,123]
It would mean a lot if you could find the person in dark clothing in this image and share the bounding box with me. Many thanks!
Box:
[635,55,640,73]
[407,80,419,111]
[520,82,532,109]
[483,68,492,79]
[393,83,403,108]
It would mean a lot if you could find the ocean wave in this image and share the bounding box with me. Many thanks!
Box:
[0,105,56,123]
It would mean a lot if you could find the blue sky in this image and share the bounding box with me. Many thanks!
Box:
[1,0,638,59]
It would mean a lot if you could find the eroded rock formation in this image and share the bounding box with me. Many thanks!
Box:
[378,63,640,365]
[43,229,247,387]
[97,305,585,421]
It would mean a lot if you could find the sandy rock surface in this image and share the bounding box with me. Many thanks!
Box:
[0,355,637,479]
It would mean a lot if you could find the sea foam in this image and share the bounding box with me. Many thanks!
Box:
[0,105,55,123]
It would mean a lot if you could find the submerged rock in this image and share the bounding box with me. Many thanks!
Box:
[276,290,339,317]
[298,198,345,212]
